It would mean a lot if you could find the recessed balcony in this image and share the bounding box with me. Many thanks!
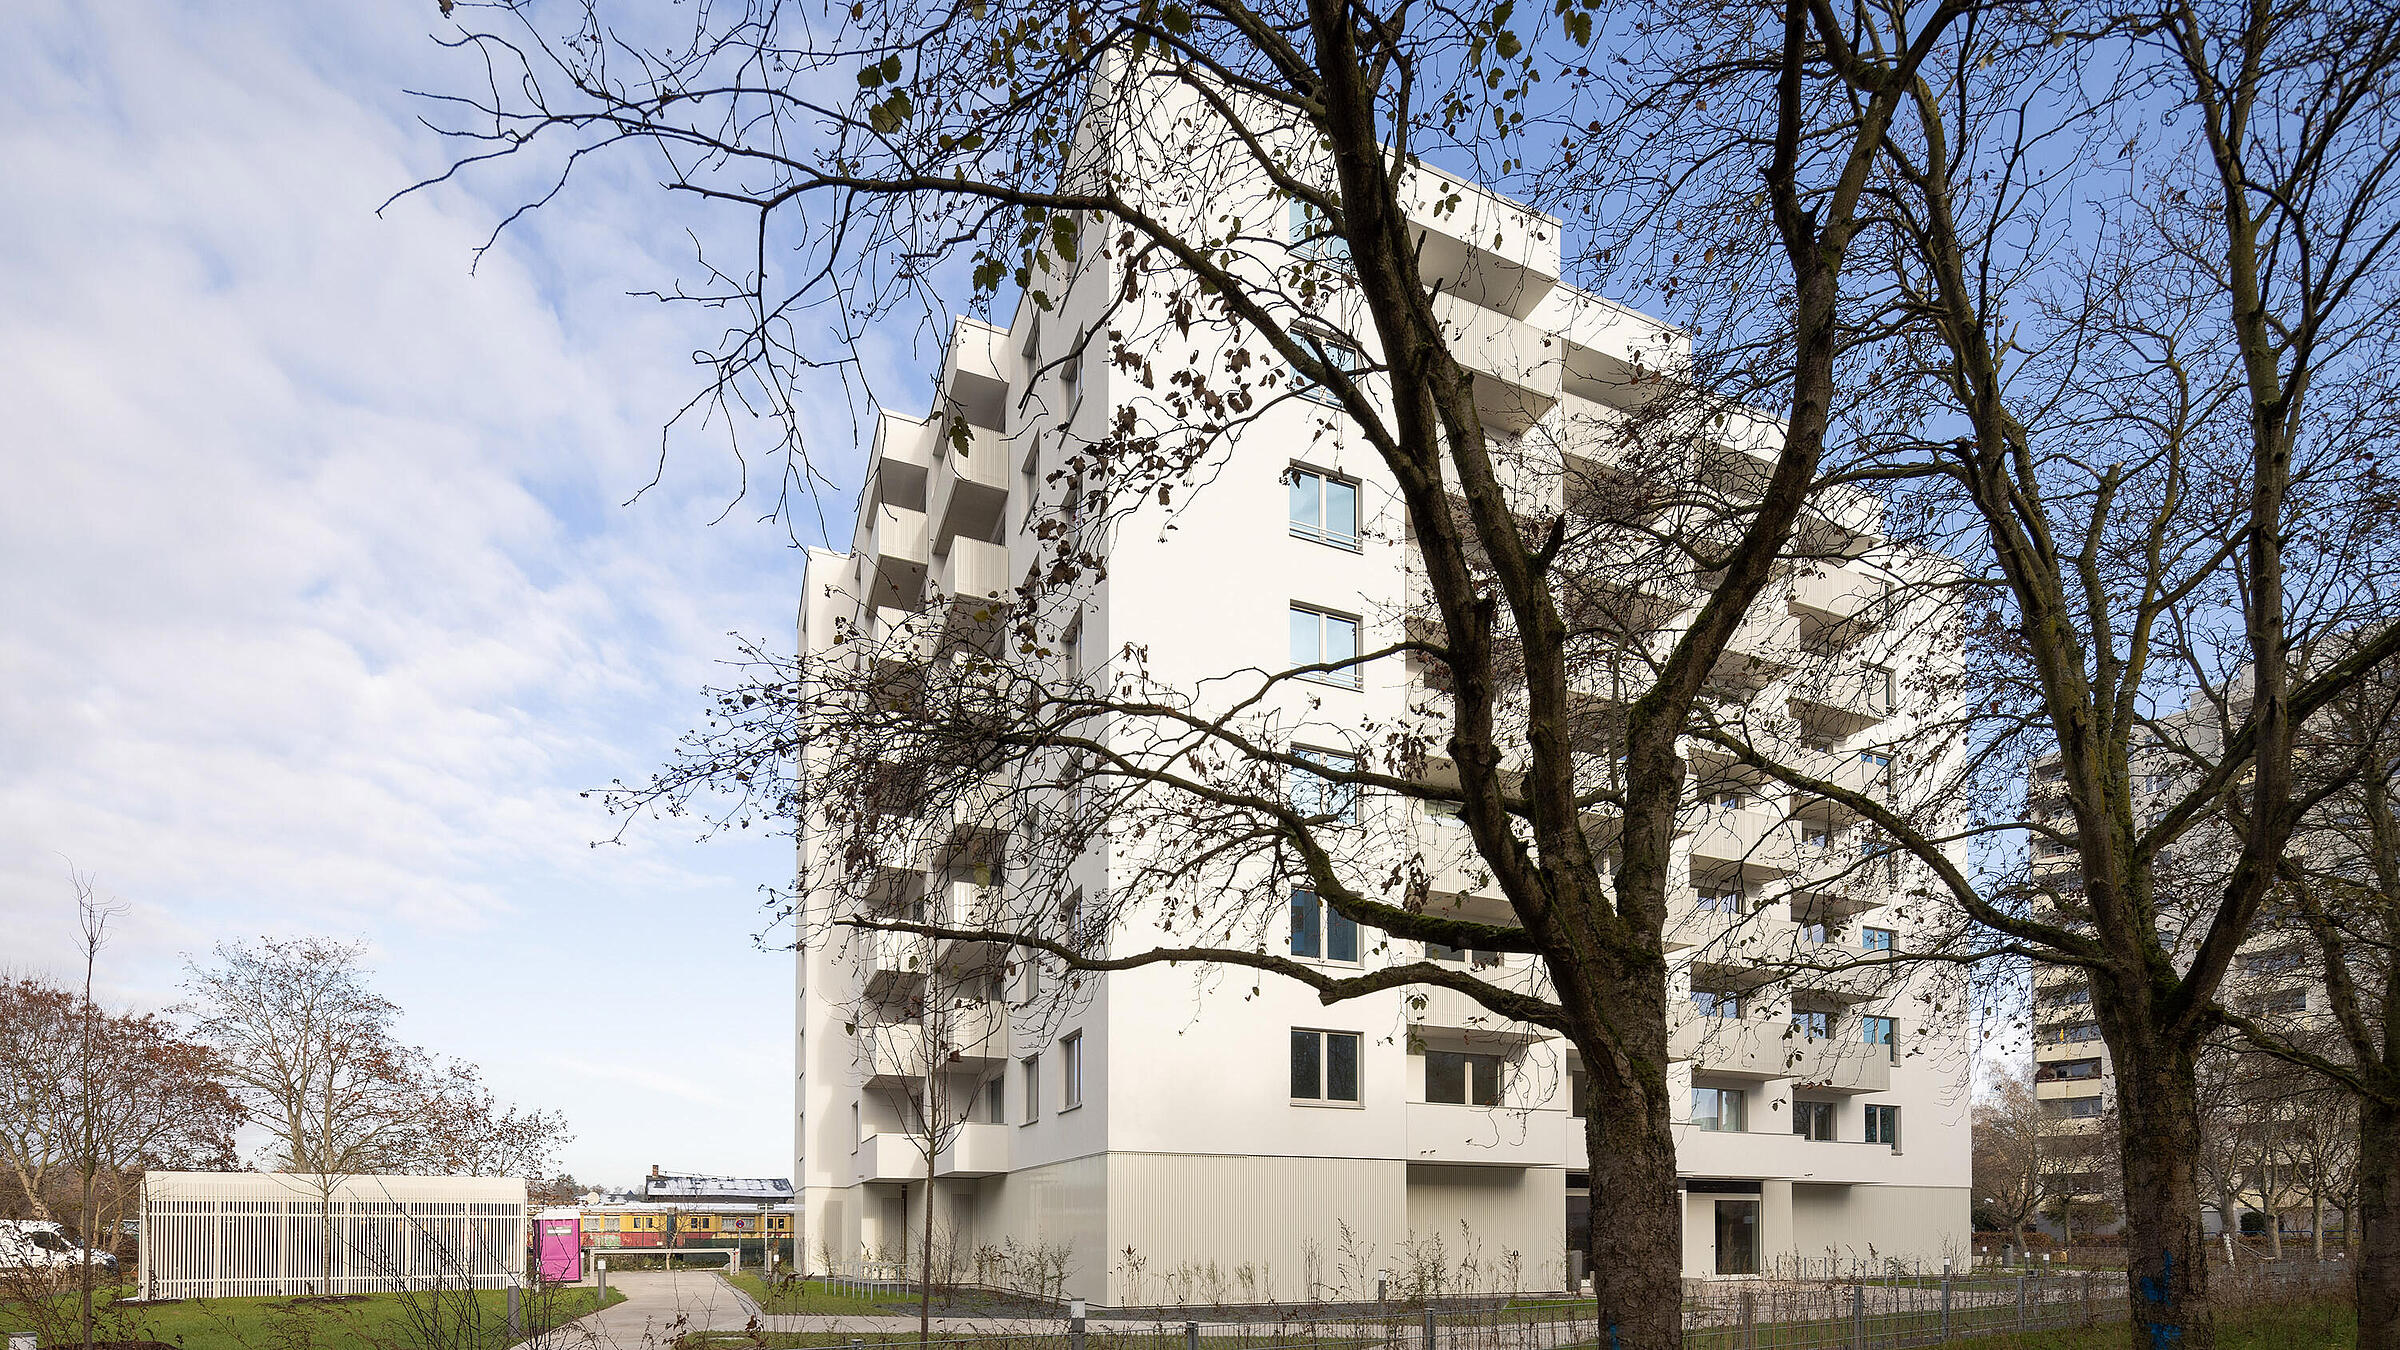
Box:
[929,421,1012,549]
[1403,1101,1570,1167]
[868,503,929,611]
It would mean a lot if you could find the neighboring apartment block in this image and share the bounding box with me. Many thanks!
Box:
[792,63,1973,1303]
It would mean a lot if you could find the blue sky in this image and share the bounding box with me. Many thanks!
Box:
[0,4,882,1185]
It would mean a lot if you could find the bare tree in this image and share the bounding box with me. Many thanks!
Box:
[1973,1065,2051,1253]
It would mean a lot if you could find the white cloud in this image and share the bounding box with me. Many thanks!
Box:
[0,3,836,1182]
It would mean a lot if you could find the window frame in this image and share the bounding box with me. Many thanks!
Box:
[1424,1049,1504,1107]
[1061,1032,1085,1111]
[1288,466,1362,551]
[1020,1053,1041,1124]
[1693,990,1742,1020]
[1792,1099,1837,1142]
[1861,1014,1898,1061]
[1290,1027,1364,1106]
[1293,330,1365,406]
[1690,1084,1746,1132]
[1290,603,1364,688]
[1861,927,1896,952]
[1291,747,1361,823]
[1290,889,1361,964]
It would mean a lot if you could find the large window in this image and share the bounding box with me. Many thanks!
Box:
[1426,941,1503,968]
[1291,1029,1362,1103]
[1290,605,1362,686]
[2044,1096,2106,1119]
[1862,927,1896,952]
[1289,468,1361,550]
[1288,199,1350,263]
[1425,1050,1502,1106]
[1791,1009,1830,1039]
[1691,1085,1746,1131]
[1291,748,1360,823]
[1865,1104,1902,1149]
[1020,1054,1041,1123]
[1862,1015,1897,1061]
[983,1075,1006,1124]
[1697,884,1746,914]
[1061,1033,1084,1110]
[1295,332,1365,406]
[1793,1099,1836,1141]
[1290,889,1360,962]
[1693,990,1741,1020]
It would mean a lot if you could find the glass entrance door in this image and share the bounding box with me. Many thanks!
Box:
[1713,1199,1759,1275]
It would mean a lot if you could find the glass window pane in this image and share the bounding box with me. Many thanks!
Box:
[1290,1030,1321,1099]
[1326,479,1357,542]
[1326,614,1358,673]
[1723,1089,1745,1131]
[1427,1051,1466,1104]
[1291,470,1320,532]
[1470,1055,1500,1107]
[1291,607,1319,667]
[1290,891,1322,958]
[1691,1087,1720,1130]
[1327,1032,1360,1101]
[1326,908,1358,962]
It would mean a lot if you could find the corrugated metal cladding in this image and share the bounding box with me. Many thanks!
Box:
[137,1173,528,1300]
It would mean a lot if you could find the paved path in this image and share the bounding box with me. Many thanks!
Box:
[548,1269,766,1347]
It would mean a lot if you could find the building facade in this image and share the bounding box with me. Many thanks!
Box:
[792,69,1973,1303]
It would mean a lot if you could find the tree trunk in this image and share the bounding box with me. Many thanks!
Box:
[919,1176,935,1345]
[1571,976,1682,1350]
[2358,1096,2400,1350]
[2115,1044,2215,1350]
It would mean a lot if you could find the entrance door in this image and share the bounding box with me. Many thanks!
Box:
[1713,1199,1759,1276]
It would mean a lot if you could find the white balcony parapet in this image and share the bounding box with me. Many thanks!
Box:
[868,503,930,610]
[936,536,1011,603]
[936,1121,1011,1177]
[939,317,1012,430]
[1674,1124,1901,1184]
[855,1132,929,1184]
[1402,1101,1569,1167]
[929,421,1012,548]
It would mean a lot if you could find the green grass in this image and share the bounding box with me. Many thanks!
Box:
[677,1334,1378,1349]
[4,1281,624,1349]
[725,1272,920,1315]
[1945,1298,2354,1349]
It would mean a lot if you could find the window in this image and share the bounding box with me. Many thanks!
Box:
[2041,983,2092,1007]
[1797,920,1829,944]
[1426,941,1503,968]
[1862,1015,1897,1061]
[1291,1029,1362,1103]
[1426,1050,1503,1106]
[1691,1085,1746,1131]
[1289,468,1361,550]
[1569,1068,1588,1118]
[1697,884,1745,914]
[1290,889,1360,962]
[1693,990,1741,1020]
[1292,748,1360,822]
[1867,666,1896,713]
[1791,1010,1829,1039]
[2042,1021,2105,1045]
[2242,948,2306,976]
[1288,199,1349,262]
[2036,1058,2105,1082]
[1021,1054,1041,1123]
[1708,786,1748,811]
[1860,752,1893,788]
[2044,1096,2106,1119]
[1793,1099,1836,1141]
[984,1074,1007,1124]
[1293,331,1365,407]
[1865,1104,1901,1149]
[1862,927,1895,952]
[1061,1032,1084,1110]
[1291,605,1362,686]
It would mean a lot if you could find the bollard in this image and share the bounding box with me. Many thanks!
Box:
[1186,1319,1201,1350]
[1423,1307,1437,1350]
[507,1284,522,1338]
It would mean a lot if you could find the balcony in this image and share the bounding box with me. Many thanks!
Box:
[1669,1016,1794,1082]
[869,411,936,509]
[1674,1126,1899,1184]
[1404,980,1554,1044]
[2035,1077,2106,1101]
[1792,565,1885,630]
[935,536,1011,605]
[1396,167,1561,319]
[1688,805,1799,878]
[855,1131,929,1184]
[936,1121,1011,1178]
[938,317,1011,430]
[1403,1101,1570,1167]
[938,999,1010,1066]
[929,421,1012,549]
[861,930,929,996]
[868,503,930,611]
[1429,289,1562,432]
[934,880,1007,965]
[860,1023,928,1084]
[1784,1036,1892,1095]
[1709,607,1800,694]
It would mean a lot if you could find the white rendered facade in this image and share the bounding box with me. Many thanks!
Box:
[792,86,1971,1303]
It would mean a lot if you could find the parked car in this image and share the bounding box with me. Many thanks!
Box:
[0,1219,119,1272]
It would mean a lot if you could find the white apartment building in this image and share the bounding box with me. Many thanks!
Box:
[791,66,1972,1304]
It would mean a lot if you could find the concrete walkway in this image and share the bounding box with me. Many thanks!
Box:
[549,1269,766,1347]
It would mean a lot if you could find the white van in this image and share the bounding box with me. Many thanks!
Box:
[0,1219,118,1273]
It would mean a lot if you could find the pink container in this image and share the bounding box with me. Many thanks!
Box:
[535,1211,584,1283]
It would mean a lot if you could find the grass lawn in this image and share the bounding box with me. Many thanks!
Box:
[6,1282,624,1349]
[1945,1298,2354,1349]
[677,1334,1379,1349]
[724,1273,919,1316]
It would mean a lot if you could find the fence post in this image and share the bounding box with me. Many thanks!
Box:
[1850,1281,1864,1350]
[1424,1307,1438,1350]
[2015,1275,2027,1331]
[1739,1289,1755,1350]
[1185,1320,1200,1350]
[1940,1277,1951,1341]
[1071,1299,1088,1350]
[2082,1270,2095,1327]
[506,1284,522,1338]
